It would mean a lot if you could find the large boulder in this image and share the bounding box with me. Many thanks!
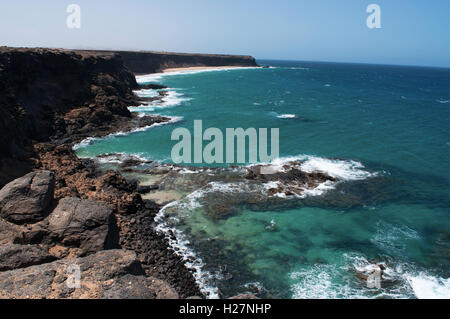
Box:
[0,171,54,224]
[0,249,179,299]
[0,244,55,271]
[45,197,117,255]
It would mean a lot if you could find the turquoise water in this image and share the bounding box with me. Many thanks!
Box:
[76,61,450,299]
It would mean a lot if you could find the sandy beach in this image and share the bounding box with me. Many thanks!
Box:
[162,65,258,73]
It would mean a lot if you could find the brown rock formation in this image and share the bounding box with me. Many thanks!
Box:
[0,249,178,299]
[0,47,138,186]
[0,244,55,272]
[0,170,54,224]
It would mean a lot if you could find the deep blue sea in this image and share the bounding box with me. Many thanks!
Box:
[76,60,450,299]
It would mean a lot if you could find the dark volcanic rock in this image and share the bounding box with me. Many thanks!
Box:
[44,197,118,255]
[0,170,54,224]
[0,47,239,298]
[0,244,55,271]
[0,219,22,245]
[0,249,177,299]
[138,83,168,90]
[0,47,139,187]
[117,201,202,298]
[100,274,178,299]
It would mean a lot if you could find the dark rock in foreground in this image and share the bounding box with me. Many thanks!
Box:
[44,197,118,255]
[0,244,55,271]
[0,249,178,299]
[0,47,225,298]
[0,219,22,245]
[12,196,118,257]
[0,171,54,224]
[0,170,200,298]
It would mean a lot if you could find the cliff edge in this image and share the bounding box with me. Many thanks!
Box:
[73,49,259,74]
[0,46,259,299]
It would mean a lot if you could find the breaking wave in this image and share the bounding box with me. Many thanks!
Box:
[72,116,184,151]
[135,67,261,84]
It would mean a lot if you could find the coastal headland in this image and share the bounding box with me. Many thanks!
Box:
[70,49,259,74]
[0,46,258,299]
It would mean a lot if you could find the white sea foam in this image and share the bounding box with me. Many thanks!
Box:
[127,105,156,112]
[350,254,450,299]
[302,180,337,197]
[299,156,376,181]
[93,152,150,164]
[72,137,99,151]
[290,252,450,299]
[130,88,192,111]
[406,273,450,299]
[436,99,449,104]
[366,222,450,299]
[153,180,269,298]
[136,67,260,84]
[277,114,296,119]
[249,155,377,199]
[160,90,192,107]
[287,67,310,70]
[254,155,376,182]
[154,200,222,299]
[133,88,160,98]
[290,263,366,299]
[72,116,184,151]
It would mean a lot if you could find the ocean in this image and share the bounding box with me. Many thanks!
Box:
[75,60,450,299]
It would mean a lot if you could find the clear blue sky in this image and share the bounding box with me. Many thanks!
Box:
[1,0,449,67]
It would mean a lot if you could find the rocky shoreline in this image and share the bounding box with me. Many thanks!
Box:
[0,47,389,299]
[0,47,217,298]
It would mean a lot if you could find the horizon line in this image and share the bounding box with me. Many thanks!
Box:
[3,45,449,70]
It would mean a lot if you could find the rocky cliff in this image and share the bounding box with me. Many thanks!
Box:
[0,47,141,186]
[0,47,260,299]
[75,49,259,74]
[0,47,204,298]
[0,47,258,186]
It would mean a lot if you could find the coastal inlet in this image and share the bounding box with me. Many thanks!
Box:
[75,61,450,299]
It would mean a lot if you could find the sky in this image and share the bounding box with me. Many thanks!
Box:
[1,0,449,67]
